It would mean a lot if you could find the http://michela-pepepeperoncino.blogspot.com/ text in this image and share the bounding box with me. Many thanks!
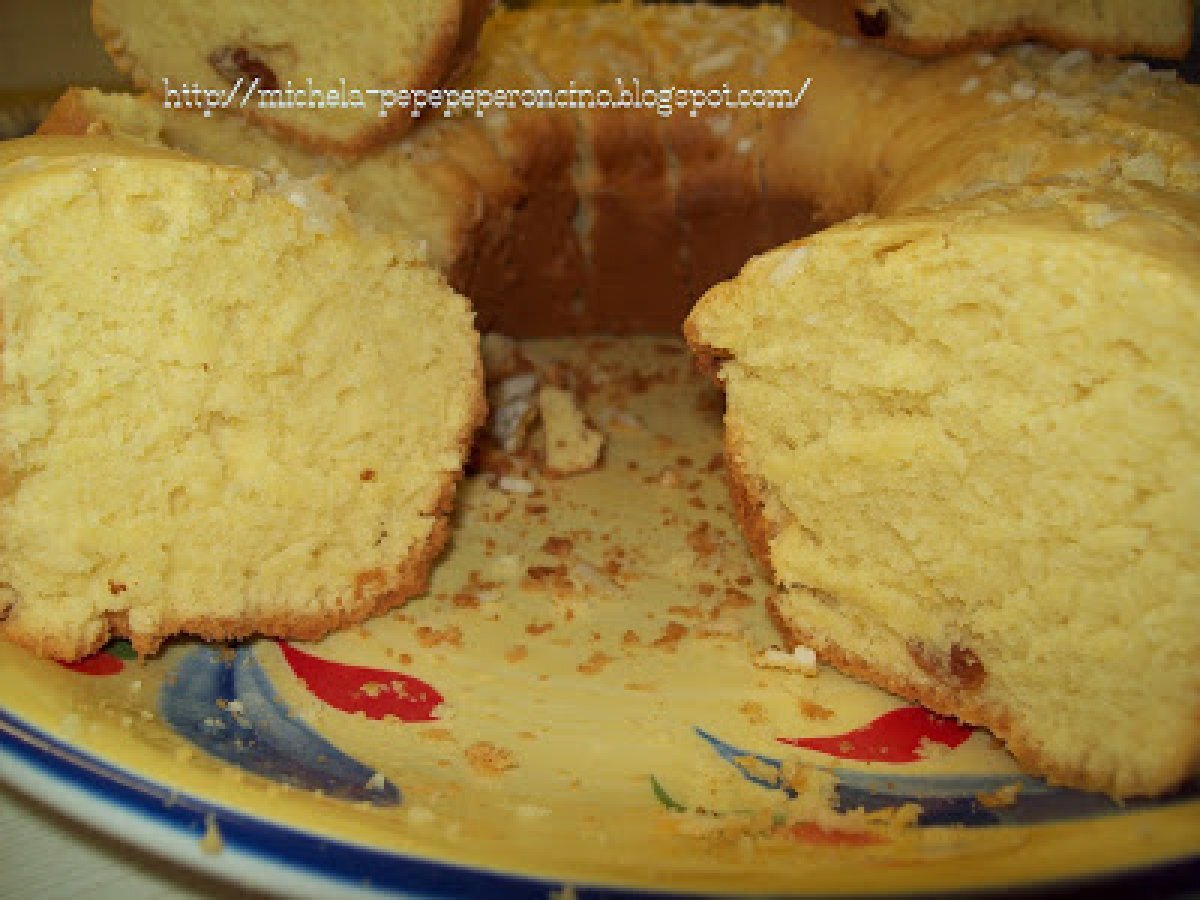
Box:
[159,74,814,120]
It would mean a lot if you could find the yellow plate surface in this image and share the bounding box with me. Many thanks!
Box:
[1,338,1197,896]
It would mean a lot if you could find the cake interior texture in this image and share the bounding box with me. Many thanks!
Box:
[0,137,482,660]
[686,186,1200,798]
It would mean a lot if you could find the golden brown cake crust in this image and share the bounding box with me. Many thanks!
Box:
[721,435,776,578]
[31,89,99,138]
[766,598,1197,798]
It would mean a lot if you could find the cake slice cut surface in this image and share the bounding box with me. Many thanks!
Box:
[0,136,484,660]
[686,185,1200,798]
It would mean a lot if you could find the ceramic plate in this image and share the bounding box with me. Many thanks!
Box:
[1,338,1198,898]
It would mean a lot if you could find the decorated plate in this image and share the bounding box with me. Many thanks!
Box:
[1,338,1198,898]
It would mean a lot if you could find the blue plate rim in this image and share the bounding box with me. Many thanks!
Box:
[0,704,595,899]
[3,700,1198,900]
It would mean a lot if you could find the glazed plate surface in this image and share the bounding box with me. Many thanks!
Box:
[1,338,1197,898]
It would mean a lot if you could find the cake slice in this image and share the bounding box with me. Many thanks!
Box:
[0,135,484,660]
[786,0,1193,59]
[686,184,1200,798]
[91,0,494,156]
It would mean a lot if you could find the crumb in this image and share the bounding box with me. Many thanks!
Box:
[452,592,480,609]
[521,564,575,596]
[526,621,555,636]
[977,782,1022,808]
[720,587,754,609]
[577,651,613,674]
[539,386,604,475]
[505,644,529,663]
[542,536,574,556]
[695,620,746,638]
[651,621,689,650]
[419,728,455,742]
[798,700,835,720]
[465,741,518,776]
[687,522,719,556]
[739,701,768,725]
[498,474,536,494]
[415,624,463,648]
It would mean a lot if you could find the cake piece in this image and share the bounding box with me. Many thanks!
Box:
[686,184,1200,799]
[539,386,605,476]
[91,0,494,156]
[786,0,1193,59]
[0,136,484,660]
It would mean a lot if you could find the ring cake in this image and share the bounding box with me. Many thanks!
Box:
[9,2,1200,799]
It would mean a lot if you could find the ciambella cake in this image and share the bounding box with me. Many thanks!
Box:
[44,5,1200,336]
[91,0,494,156]
[786,0,1193,58]
[36,3,1200,797]
[0,135,483,662]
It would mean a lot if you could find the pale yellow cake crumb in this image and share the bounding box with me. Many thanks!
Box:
[539,386,605,475]
[465,740,518,776]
